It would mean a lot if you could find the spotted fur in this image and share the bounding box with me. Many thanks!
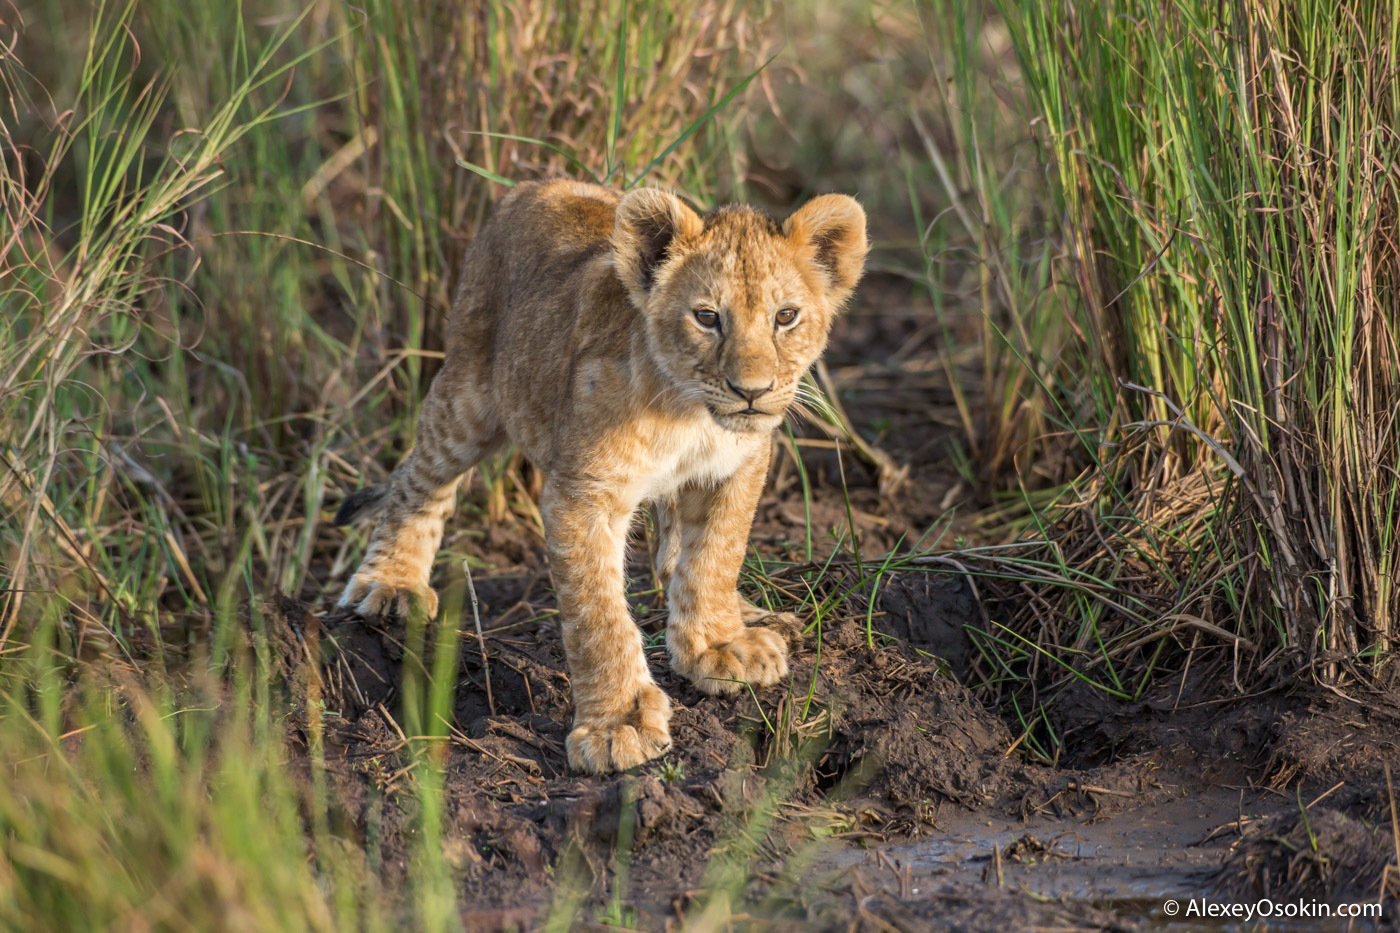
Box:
[336,179,867,773]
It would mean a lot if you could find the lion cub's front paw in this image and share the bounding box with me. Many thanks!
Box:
[567,683,672,774]
[339,572,440,621]
[673,624,790,695]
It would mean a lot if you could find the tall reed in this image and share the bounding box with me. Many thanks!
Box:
[963,0,1400,732]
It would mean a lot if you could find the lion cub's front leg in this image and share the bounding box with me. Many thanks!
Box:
[666,447,792,695]
[543,479,672,773]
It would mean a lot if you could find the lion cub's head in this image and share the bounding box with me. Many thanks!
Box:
[611,188,868,434]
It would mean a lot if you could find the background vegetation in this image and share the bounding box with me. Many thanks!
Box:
[1,0,1396,925]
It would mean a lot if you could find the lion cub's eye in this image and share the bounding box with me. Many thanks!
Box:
[775,306,799,326]
[693,307,720,328]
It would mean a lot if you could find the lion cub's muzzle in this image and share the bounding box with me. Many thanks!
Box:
[709,377,789,432]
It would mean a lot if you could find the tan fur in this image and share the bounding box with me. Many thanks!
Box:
[337,179,867,773]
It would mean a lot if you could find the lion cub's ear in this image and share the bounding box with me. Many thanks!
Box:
[612,188,704,307]
[782,194,868,307]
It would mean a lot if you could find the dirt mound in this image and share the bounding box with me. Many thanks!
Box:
[874,571,976,681]
[807,610,1014,824]
[1214,807,1397,902]
[1261,695,1400,788]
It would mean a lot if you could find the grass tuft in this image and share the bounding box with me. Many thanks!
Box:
[914,0,1400,752]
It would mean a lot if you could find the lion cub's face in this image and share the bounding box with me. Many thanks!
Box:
[612,190,868,433]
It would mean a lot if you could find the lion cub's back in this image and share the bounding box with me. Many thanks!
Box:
[446,179,620,356]
[474,178,621,288]
[500,178,620,249]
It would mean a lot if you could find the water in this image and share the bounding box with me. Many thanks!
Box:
[824,789,1384,931]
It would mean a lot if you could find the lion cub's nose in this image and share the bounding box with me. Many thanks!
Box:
[726,379,774,404]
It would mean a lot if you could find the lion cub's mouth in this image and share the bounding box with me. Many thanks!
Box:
[708,404,781,432]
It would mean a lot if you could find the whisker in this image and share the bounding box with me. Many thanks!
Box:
[645,379,709,413]
[784,400,818,427]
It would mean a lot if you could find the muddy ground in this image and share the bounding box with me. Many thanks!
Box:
[281,591,1400,931]
[273,273,1400,931]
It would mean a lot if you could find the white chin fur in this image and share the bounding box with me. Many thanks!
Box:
[712,410,782,434]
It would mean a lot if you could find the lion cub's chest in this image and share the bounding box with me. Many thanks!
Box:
[631,418,758,504]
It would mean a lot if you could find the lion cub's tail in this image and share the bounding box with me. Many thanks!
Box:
[333,483,390,526]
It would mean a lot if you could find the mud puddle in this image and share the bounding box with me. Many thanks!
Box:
[824,785,1391,932]
[837,790,1240,899]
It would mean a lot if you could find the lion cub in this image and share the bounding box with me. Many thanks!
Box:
[335,179,867,773]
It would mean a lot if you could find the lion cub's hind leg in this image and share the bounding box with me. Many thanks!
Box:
[337,372,501,621]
